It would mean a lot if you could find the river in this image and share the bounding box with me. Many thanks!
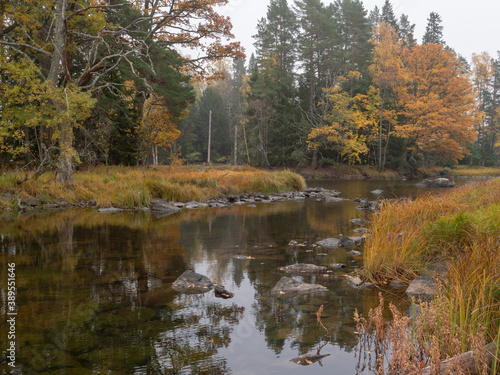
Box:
[0,179,480,374]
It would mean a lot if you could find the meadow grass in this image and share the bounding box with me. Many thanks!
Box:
[451,165,500,177]
[0,165,306,209]
[361,179,500,369]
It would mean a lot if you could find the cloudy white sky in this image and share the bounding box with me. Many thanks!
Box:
[219,0,499,62]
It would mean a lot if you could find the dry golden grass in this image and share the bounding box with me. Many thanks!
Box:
[0,165,306,209]
[361,179,500,369]
[451,166,500,177]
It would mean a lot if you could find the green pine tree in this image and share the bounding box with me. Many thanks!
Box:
[422,11,445,45]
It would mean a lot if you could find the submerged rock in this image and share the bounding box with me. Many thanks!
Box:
[415,178,454,188]
[371,189,384,194]
[98,207,124,213]
[350,218,368,226]
[405,276,437,301]
[278,263,327,274]
[316,238,342,248]
[233,255,255,260]
[270,277,328,295]
[214,285,234,299]
[290,353,330,366]
[172,270,214,293]
[341,236,364,247]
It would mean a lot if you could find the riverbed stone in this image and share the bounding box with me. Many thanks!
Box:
[1,193,13,204]
[214,285,234,299]
[347,276,363,287]
[371,189,384,194]
[405,276,438,301]
[172,270,214,293]
[21,197,39,207]
[278,263,328,274]
[98,207,124,213]
[316,238,342,248]
[150,199,181,217]
[415,178,454,188]
[290,353,330,365]
[270,276,328,295]
[55,198,70,207]
[350,218,368,226]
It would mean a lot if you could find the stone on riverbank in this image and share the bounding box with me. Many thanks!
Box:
[270,277,328,295]
[150,199,181,217]
[172,270,214,293]
[405,276,438,301]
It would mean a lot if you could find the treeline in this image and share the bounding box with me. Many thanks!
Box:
[180,0,500,172]
[0,0,243,182]
[1,1,500,179]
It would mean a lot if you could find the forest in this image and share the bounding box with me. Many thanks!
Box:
[1,0,500,180]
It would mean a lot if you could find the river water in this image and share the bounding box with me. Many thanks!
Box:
[0,179,479,374]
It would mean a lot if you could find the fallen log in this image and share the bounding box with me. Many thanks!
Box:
[421,340,499,375]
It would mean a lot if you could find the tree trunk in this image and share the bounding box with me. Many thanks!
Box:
[48,0,74,185]
[55,121,74,184]
[233,122,238,165]
[311,148,319,169]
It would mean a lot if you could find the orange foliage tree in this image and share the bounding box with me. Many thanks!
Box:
[396,44,479,165]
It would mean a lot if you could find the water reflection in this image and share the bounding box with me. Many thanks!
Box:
[1,179,469,374]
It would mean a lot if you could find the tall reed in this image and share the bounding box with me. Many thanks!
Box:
[361,179,500,367]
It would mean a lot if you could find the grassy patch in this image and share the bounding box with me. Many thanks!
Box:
[362,178,500,353]
[451,165,500,177]
[0,165,306,209]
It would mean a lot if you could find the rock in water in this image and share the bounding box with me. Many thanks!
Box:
[278,263,327,274]
[415,178,454,188]
[270,277,328,295]
[214,285,234,299]
[316,238,342,248]
[172,270,214,293]
[290,353,330,366]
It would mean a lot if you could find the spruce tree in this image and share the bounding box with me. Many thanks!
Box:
[399,14,416,47]
[381,0,399,33]
[369,6,381,26]
[331,0,373,92]
[422,12,445,45]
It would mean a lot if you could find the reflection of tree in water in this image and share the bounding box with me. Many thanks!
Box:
[155,294,245,374]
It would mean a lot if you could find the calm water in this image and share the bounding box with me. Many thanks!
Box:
[0,179,479,374]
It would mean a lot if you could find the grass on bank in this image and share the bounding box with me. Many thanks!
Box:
[451,165,500,177]
[361,179,500,367]
[0,165,306,209]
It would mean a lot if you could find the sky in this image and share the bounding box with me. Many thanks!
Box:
[219,0,500,63]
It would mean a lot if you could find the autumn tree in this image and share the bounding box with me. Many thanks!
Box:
[0,0,243,181]
[308,73,371,165]
[396,44,479,165]
[369,21,405,170]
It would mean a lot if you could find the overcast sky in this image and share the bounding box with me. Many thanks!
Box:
[219,0,500,63]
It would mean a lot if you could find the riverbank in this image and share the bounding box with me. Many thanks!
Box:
[360,178,500,370]
[0,165,306,210]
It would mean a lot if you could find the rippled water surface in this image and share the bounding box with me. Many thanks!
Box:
[0,179,479,374]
